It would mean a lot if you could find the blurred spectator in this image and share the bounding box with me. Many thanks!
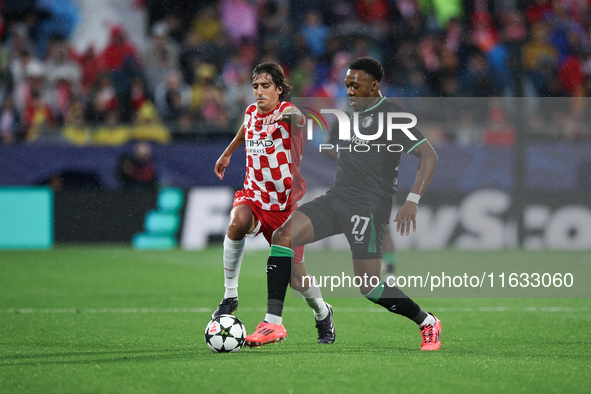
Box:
[319,0,357,25]
[131,102,171,144]
[445,17,462,51]
[500,11,527,44]
[406,69,430,96]
[318,51,354,98]
[86,73,118,123]
[170,110,195,140]
[439,75,458,97]
[127,77,149,118]
[190,62,230,133]
[45,40,81,122]
[154,69,192,122]
[10,48,34,89]
[259,0,288,35]
[218,0,257,42]
[99,26,139,72]
[470,11,498,53]
[418,35,443,88]
[355,0,390,24]
[487,39,512,96]
[258,39,282,65]
[98,26,142,100]
[73,45,100,96]
[236,40,257,70]
[93,110,131,146]
[116,141,158,189]
[224,64,253,121]
[351,35,381,61]
[13,59,51,113]
[0,96,20,145]
[193,5,222,43]
[300,11,329,57]
[162,13,185,44]
[144,46,175,94]
[290,55,317,97]
[198,83,230,133]
[191,63,217,111]
[259,0,291,60]
[22,89,55,142]
[62,103,91,146]
[178,30,204,85]
[221,50,251,87]
[525,0,554,25]
[530,58,565,97]
[522,24,557,74]
[558,51,584,96]
[459,52,496,96]
[283,32,309,68]
[5,23,35,65]
[143,21,179,91]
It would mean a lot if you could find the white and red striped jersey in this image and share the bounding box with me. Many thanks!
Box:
[241,101,305,211]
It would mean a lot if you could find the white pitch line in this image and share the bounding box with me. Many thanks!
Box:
[1,306,589,314]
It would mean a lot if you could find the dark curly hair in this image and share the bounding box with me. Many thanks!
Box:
[349,57,384,82]
[251,62,291,101]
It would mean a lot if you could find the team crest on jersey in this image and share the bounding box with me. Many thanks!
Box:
[265,123,278,133]
[362,115,373,128]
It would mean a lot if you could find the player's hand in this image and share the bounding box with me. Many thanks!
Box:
[261,112,285,125]
[214,154,231,180]
[394,202,418,236]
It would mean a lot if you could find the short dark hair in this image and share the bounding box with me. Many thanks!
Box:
[251,62,291,101]
[349,57,384,82]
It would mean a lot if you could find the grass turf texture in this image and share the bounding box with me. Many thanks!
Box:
[0,247,589,393]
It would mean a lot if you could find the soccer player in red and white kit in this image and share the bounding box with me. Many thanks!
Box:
[212,62,335,346]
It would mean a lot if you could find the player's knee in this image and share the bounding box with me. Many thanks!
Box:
[227,216,250,238]
[271,224,290,247]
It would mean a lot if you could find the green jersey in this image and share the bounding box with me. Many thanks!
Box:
[328,97,427,206]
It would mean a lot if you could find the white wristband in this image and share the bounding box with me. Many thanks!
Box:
[406,192,421,205]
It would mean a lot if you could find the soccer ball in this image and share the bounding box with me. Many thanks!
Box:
[204,314,246,353]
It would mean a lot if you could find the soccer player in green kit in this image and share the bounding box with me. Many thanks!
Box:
[246,57,441,350]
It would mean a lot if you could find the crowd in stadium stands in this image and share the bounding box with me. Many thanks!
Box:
[1,0,591,146]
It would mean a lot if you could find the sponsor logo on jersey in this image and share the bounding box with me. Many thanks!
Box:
[351,134,369,146]
[245,139,274,147]
[246,138,274,155]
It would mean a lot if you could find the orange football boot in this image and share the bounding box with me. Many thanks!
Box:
[245,322,287,348]
[420,314,442,351]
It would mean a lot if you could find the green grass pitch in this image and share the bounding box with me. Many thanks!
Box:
[0,247,590,393]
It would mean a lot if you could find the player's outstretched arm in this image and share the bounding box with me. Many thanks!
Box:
[260,106,304,126]
[394,141,438,235]
[214,125,245,180]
